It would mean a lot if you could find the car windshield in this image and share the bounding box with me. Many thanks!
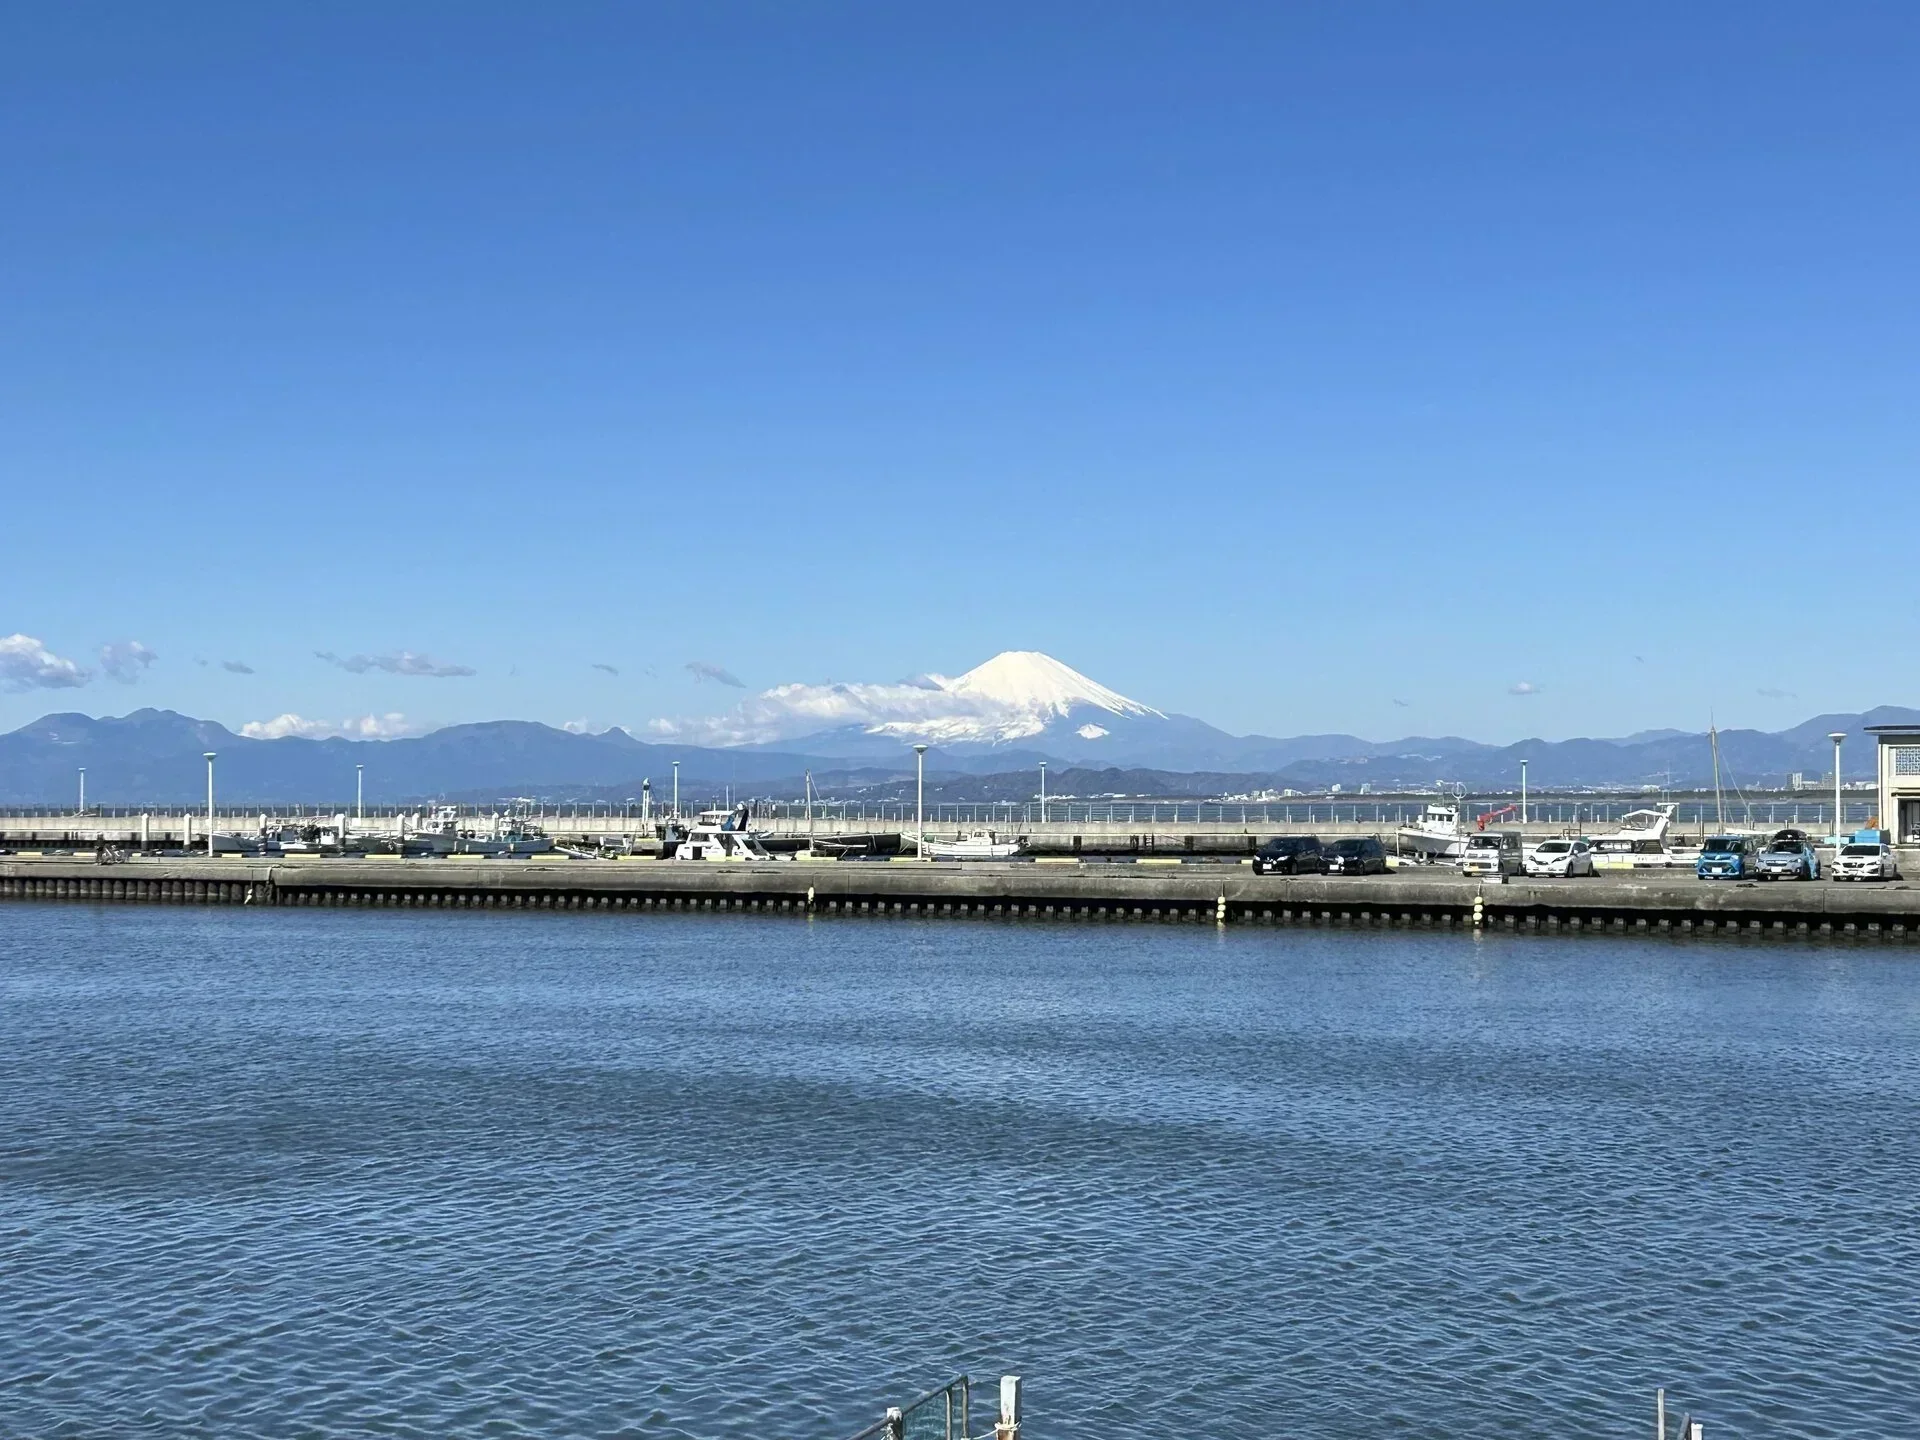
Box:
[1841,844,1881,857]
[1329,840,1366,856]
[1536,842,1569,854]
[1766,841,1802,853]
[1261,838,1309,854]
[1702,837,1743,852]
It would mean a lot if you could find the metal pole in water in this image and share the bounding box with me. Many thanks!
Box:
[995,1376,1021,1440]
[1657,1388,1665,1440]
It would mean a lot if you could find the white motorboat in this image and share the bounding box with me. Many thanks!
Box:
[664,823,777,862]
[1396,801,1469,861]
[1584,804,1694,869]
[913,828,1023,861]
[663,803,780,862]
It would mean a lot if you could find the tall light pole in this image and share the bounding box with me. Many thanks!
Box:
[1519,759,1527,827]
[203,751,217,858]
[1830,730,1847,842]
[1038,762,1047,824]
[672,760,680,818]
[355,764,365,822]
[913,745,928,860]
[78,767,86,815]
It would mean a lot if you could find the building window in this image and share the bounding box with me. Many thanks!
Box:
[1894,747,1920,777]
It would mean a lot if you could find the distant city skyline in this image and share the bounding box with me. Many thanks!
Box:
[5,5,1917,743]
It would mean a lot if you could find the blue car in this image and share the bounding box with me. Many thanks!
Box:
[1696,835,1760,879]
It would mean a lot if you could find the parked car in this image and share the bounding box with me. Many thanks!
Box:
[1834,841,1901,881]
[1460,830,1525,878]
[1324,836,1389,875]
[1523,837,1595,877]
[1696,835,1760,879]
[1253,835,1326,875]
[1756,832,1820,881]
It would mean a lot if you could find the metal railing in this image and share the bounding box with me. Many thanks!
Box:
[844,1376,971,1440]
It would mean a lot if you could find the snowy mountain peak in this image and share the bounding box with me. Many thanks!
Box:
[943,651,1163,721]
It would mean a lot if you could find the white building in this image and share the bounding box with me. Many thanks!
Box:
[1866,725,1920,845]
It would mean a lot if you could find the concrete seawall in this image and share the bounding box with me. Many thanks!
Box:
[6,857,1920,938]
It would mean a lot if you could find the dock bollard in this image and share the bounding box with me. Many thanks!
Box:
[995,1376,1021,1440]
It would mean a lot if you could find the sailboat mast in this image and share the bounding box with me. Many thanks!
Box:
[1711,724,1725,828]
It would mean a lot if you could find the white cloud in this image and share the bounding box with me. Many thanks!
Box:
[650,677,987,745]
[315,650,475,677]
[241,712,421,740]
[1508,681,1541,696]
[0,633,91,691]
[100,640,157,683]
[222,660,255,674]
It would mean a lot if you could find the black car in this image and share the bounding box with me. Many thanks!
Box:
[1253,835,1326,875]
[1324,836,1389,875]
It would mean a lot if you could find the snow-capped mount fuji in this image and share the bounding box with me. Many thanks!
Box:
[722,650,1279,769]
[864,651,1165,746]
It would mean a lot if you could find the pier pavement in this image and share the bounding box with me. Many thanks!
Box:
[5,855,1919,938]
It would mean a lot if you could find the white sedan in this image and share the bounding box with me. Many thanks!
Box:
[1834,842,1902,881]
[1524,838,1596,877]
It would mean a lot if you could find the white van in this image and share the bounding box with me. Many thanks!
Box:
[1460,830,1524,878]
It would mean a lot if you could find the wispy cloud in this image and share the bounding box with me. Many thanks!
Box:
[0,634,90,691]
[315,650,475,678]
[1508,681,1542,696]
[240,712,422,740]
[685,660,745,688]
[591,662,620,676]
[653,675,1006,745]
[99,640,156,683]
[222,660,255,675]
[1757,687,1797,699]
[1392,698,1411,708]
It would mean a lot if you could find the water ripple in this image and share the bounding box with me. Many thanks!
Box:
[2,905,1917,1437]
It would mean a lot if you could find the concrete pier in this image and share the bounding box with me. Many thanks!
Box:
[4,856,1918,938]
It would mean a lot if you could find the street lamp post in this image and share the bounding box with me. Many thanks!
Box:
[1520,759,1528,828]
[1829,730,1848,843]
[203,752,217,858]
[672,761,680,818]
[355,764,364,822]
[78,767,86,816]
[913,745,928,860]
[1038,762,1047,825]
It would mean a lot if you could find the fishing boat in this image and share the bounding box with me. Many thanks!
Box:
[1396,800,1469,861]
[401,805,554,857]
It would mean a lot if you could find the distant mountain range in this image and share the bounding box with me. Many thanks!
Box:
[0,650,1912,804]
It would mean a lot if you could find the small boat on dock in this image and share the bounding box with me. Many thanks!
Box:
[1396,800,1469,861]
[912,828,1023,861]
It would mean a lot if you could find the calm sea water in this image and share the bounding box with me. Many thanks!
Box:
[2,904,1916,1439]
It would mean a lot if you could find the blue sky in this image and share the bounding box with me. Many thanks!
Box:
[3,2,1916,745]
